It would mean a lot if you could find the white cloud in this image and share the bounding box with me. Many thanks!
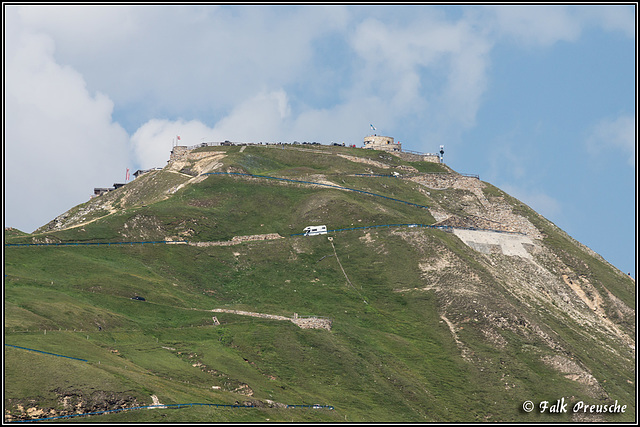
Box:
[17,4,137,48]
[129,85,392,168]
[348,15,492,149]
[350,17,483,109]
[288,96,393,146]
[586,114,636,167]
[486,5,583,46]
[130,119,216,170]
[12,5,351,125]
[129,88,388,159]
[578,4,635,38]
[484,4,635,47]
[4,23,130,233]
[208,90,292,142]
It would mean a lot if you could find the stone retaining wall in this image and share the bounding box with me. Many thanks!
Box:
[393,152,441,163]
[211,309,290,321]
[409,173,479,191]
[290,317,333,331]
[210,309,332,330]
[189,234,283,247]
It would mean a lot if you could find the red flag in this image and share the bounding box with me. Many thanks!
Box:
[177,135,181,140]
[126,168,130,181]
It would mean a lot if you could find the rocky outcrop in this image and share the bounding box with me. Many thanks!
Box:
[5,390,139,422]
[411,173,543,238]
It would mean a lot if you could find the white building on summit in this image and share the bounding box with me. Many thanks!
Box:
[363,135,401,152]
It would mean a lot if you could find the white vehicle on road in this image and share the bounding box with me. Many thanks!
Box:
[303,225,327,236]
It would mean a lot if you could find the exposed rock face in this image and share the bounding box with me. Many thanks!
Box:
[5,390,139,422]
[35,150,227,234]
[390,224,634,409]
[410,173,543,238]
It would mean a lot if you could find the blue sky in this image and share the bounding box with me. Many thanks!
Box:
[4,4,636,277]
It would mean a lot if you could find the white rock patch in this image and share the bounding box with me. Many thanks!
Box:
[453,229,534,259]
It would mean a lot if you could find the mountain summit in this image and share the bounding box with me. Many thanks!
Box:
[4,143,635,422]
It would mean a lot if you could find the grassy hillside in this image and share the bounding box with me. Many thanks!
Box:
[4,145,635,422]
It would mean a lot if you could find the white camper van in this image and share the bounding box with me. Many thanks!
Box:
[303,225,328,236]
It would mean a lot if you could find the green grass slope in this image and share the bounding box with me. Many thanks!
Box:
[4,145,635,422]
